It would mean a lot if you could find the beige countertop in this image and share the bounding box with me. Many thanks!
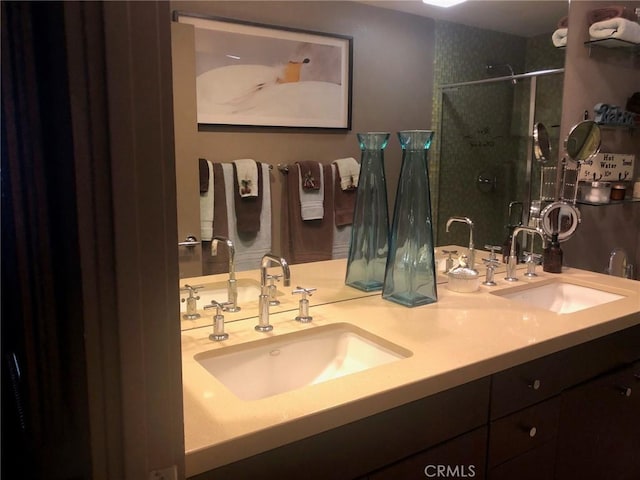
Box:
[181,251,640,477]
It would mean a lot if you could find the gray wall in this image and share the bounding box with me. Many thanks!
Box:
[172,1,436,276]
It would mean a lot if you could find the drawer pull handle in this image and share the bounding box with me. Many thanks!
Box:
[527,426,537,438]
[619,386,632,397]
[528,379,541,390]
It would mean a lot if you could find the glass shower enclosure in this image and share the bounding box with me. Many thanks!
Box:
[435,69,564,251]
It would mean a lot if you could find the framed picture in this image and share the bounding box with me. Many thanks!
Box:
[174,12,353,129]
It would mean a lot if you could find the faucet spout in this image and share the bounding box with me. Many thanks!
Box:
[505,226,546,281]
[212,237,240,312]
[212,236,236,279]
[446,216,475,268]
[256,253,291,332]
[260,253,291,289]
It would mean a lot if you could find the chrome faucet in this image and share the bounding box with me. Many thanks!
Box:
[255,254,291,332]
[212,236,240,312]
[505,227,546,282]
[446,216,475,269]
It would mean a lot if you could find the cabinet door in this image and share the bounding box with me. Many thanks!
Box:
[555,362,640,480]
[369,427,487,480]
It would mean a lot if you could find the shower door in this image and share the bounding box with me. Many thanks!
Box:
[436,73,562,251]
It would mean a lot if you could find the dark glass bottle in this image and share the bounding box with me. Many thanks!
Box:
[543,233,563,273]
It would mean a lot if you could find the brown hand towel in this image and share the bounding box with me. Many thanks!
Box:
[333,165,356,227]
[283,163,334,264]
[199,158,209,194]
[232,161,262,236]
[297,160,321,191]
[587,6,636,26]
[202,162,231,275]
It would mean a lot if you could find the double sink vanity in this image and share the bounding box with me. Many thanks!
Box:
[180,246,640,479]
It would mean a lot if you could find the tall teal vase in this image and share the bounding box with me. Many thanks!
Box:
[345,133,390,291]
[382,130,438,307]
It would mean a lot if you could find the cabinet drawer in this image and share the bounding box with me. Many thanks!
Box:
[488,396,560,468]
[369,427,487,480]
[489,440,556,480]
[491,323,640,418]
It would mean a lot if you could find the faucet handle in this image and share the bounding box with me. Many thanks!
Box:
[266,274,283,306]
[204,300,230,341]
[484,245,502,261]
[181,284,204,296]
[292,287,316,323]
[523,252,543,277]
[482,258,500,286]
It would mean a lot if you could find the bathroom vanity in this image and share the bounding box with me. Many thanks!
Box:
[180,252,640,479]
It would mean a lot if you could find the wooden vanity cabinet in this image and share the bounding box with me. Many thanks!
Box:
[189,323,640,480]
[190,378,490,480]
[554,361,640,480]
[487,323,640,480]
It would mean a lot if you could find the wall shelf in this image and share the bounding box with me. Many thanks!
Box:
[584,38,640,56]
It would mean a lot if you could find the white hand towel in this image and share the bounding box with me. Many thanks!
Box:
[331,164,352,259]
[233,158,259,198]
[200,160,214,241]
[221,163,272,272]
[332,157,360,191]
[552,28,568,48]
[589,18,640,43]
[298,163,324,220]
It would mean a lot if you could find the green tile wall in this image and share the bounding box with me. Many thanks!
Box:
[431,21,565,253]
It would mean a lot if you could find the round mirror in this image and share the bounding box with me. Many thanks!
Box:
[564,120,601,164]
[539,201,581,242]
[533,122,551,164]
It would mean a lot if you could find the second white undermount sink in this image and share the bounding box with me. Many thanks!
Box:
[195,323,412,401]
[492,280,625,314]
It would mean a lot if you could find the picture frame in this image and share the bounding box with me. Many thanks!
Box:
[174,11,353,129]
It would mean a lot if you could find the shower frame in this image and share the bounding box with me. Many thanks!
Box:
[437,68,564,232]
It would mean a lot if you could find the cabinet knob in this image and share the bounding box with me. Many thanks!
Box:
[619,386,632,397]
[528,379,541,390]
[526,426,537,438]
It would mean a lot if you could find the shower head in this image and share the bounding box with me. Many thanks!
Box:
[486,63,518,85]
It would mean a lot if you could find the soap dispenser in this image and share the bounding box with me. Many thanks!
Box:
[543,233,563,273]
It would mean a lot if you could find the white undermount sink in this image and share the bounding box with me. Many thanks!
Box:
[195,323,412,401]
[492,280,625,314]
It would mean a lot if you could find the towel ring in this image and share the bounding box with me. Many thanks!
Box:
[277,164,289,174]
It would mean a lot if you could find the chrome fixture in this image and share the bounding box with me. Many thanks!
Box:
[482,245,502,286]
[180,284,203,320]
[607,248,633,279]
[523,251,543,278]
[446,216,475,269]
[256,254,291,332]
[212,236,240,312]
[486,63,517,85]
[204,300,231,341]
[293,286,316,323]
[505,227,546,282]
[266,274,283,306]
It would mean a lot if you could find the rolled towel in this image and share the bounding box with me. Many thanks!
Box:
[589,18,640,44]
[297,162,324,220]
[199,159,214,241]
[332,156,360,191]
[552,28,568,48]
[587,6,636,26]
[232,158,259,198]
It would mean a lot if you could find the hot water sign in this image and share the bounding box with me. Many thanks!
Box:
[578,153,635,182]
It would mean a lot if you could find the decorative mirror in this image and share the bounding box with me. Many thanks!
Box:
[533,122,551,164]
[539,201,581,242]
[564,120,601,165]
